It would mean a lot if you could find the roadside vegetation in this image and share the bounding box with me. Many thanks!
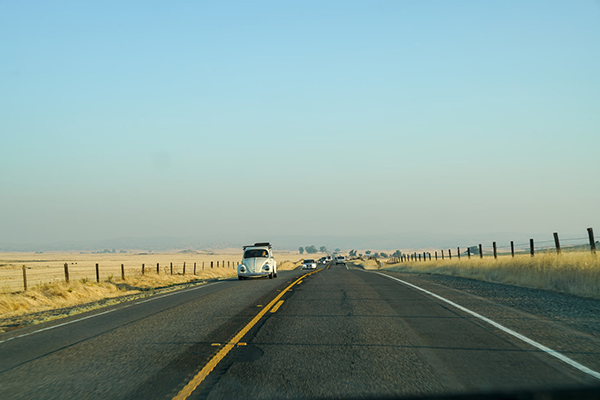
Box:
[353,251,600,300]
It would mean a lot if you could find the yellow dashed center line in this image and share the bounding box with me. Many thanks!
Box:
[270,300,284,313]
[173,269,319,400]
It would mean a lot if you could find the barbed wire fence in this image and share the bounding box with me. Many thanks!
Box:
[386,227,597,264]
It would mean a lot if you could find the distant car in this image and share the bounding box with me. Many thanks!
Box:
[302,259,317,269]
[326,255,332,262]
[238,242,277,280]
[318,257,327,264]
[335,255,345,265]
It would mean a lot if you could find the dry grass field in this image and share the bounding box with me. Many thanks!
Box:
[353,251,600,300]
[0,250,306,321]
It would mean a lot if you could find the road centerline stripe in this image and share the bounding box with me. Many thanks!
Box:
[368,270,600,381]
[173,270,319,400]
[270,300,284,313]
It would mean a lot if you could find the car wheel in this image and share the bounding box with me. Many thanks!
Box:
[269,272,273,279]
[238,276,243,280]
[274,272,278,278]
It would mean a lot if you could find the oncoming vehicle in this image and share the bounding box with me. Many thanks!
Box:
[335,255,345,265]
[302,259,317,269]
[318,257,327,264]
[238,242,277,280]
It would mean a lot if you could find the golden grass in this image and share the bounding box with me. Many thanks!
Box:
[356,251,600,299]
[0,251,304,322]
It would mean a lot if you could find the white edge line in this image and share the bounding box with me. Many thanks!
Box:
[0,281,222,345]
[368,270,600,381]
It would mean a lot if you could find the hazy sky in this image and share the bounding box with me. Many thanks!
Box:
[2,1,599,247]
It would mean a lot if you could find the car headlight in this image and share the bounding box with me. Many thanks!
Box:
[263,265,270,271]
[239,265,246,272]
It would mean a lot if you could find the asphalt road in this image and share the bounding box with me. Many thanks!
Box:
[1,263,599,399]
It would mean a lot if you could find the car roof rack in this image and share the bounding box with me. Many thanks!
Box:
[243,242,272,250]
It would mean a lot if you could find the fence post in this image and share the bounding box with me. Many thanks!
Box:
[157,263,160,274]
[479,244,483,259]
[142,263,145,275]
[121,264,125,280]
[183,262,186,275]
[435,251,438,260]
[211,261,214,268]
[22,265,27,291]
[588,228,597,255]
[203,261,205,270]
[448,249,452,260]
[418,254,421,261]
[428,253,431,261]
[441,250,444,260]
[493,242,497,259]
[64,263,70,283]
[423,252,426,261]
[530,239,535,257]
[457,247,460,260]
[467,247,471,258]
[96,263,100,283]
[511,241,515,257]
[223,260,225,268]
[553,232,561,255]
[194,262,197,275]
[170,262,173,275]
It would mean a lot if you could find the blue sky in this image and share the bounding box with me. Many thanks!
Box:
[1,1,599,247]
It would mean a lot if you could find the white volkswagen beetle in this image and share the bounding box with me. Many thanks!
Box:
[238,242,278,280]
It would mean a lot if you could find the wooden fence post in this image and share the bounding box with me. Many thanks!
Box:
[157,263,160,274]
[211,261,213,268]
[64,263,70,283]
[467,247,471,258]
[511,241,515,257]
[441,250,444,260]
[553,232,561,255]
[588,228,597,255]
[493,242,497,259]
[203,261,205,270]
[428,253,431,261]
[423,252,426,261]
[96,263,100,283]
[142,263,145,275]
[22,265,27,291]
[457,247,460,260]
[530,239,535,257]
[170,262,173,275]
[194,262,197,275]
[448,249,452,260]
[479,244,483,259]
[121,264,125,280]
[183,262,186,275]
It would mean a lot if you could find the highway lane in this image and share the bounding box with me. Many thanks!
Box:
[1,263,599,399]
[195,263,600,399]
[0,270,306,399]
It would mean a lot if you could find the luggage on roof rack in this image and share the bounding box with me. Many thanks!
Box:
[243,242,272,250]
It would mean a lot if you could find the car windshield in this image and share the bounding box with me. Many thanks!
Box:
[304,259,315,263]
[244,249,269,258]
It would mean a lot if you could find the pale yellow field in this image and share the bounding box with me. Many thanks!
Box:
[354,251,600,299]
[0,249,305,293]
[0,250,307,321]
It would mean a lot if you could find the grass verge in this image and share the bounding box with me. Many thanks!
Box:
[353,251,600,300]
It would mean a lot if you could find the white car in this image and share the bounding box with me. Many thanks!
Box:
[302,259,317,269]
[335,255,345,265]
[238,242,277,280]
